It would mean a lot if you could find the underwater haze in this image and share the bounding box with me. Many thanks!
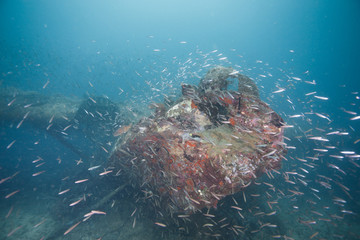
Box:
[1,0,360,239]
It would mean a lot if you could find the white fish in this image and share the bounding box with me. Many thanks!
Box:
[308,136,329,142]
[333,197,346,203]
[75,179,88,184]
[325,145,336,149]
[7,98,16,106]
[315,113,331,121]
[340,151,355,155]
[263,149,277,157]
[63,124,72,131]
[99,170,113,176]
[229,70,239,76]
[155,222,167,227]
[84,210,106,218]
[89,97,96,104]
[49,115,54,123]
[32,171,45,176]
[328,164,346,175]
[58,189,70,195]
[342,109,357,115]
[69,197,83,207]
[289,114,302,118]
[350,116,360,120]
[341,210,356,215]
[304,80,316,85]
[24,103,33,108]
[63,221,81,235]
[6,140,16,149]
[314,95,329,100]
[281,125,294,128]
[42,80,50,89]
[23,111,30,119]
[273,88,285,94]
[88,165,101,171]
[314,149,328,152]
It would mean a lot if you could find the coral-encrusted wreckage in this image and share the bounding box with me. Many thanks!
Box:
[109,66,286,214]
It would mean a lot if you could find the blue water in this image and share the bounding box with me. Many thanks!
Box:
[1,0,360,239]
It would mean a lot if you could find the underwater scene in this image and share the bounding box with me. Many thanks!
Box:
[1,0,360,239]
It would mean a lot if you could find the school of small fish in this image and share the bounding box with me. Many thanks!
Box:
[1,45,359,240]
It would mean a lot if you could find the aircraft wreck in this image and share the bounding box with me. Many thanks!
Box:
[109,66,287,214]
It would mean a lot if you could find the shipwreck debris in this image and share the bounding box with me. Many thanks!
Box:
[109,66,287,214]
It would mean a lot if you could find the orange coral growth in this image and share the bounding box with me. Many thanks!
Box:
[186,178,194,187]
[186,178,195,191]
[185,140,197,148]
[191,100,198,109]
[229,117,235,126]
[219,96,233,105]
[194,159,205,169]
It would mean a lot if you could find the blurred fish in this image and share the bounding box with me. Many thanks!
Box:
[88,165,101,171]
[6,140,16,149]
[58,189,70,195]
[7,98,16,106]
[113,124,132,137]
[42,80,50,89]
[314,95,329,100]
[63,221,81,235]
[155,222,167,227]
[75,179,88,184]
[272,88,285,93]
[5,190,20,199]
[32,171,45,177]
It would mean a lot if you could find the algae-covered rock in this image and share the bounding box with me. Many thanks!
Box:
[199,66,235,92]
[237,73,259,98]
